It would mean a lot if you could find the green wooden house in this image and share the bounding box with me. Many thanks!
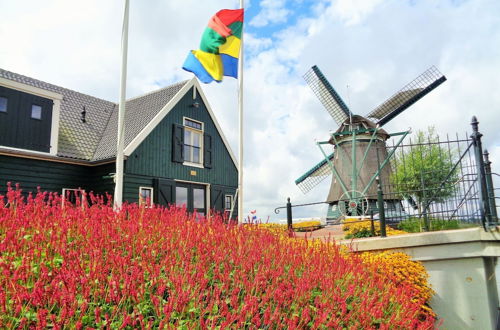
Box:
[0,69,238,218]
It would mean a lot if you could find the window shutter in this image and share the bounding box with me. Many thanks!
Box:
[154,178,176,206]
[203,133,212,168]
[210,185,224,211]
[172,124,184,163]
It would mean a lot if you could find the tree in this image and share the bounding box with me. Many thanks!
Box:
[391,127,458,223]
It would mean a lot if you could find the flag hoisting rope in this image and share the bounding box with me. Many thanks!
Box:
[182,4,245,224]
[114,0,129,209]
[237,0,244,225]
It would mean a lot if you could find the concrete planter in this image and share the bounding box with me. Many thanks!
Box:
[340,227,500,329]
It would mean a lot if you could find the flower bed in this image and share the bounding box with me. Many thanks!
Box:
[343,218,408,239]
[0,185,435,328]
[257,221,322,232]
[292,220,322,231]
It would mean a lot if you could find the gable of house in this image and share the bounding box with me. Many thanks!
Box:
[120,81,238,216]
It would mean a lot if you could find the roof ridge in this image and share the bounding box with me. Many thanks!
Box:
[0,68,115,106]
[125,80,190,102]
[1,68,190,105]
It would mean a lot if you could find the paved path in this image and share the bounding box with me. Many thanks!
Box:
[293,225,345,241]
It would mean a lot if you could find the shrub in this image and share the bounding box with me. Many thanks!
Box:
[343,219,407,239]
[399,217,463,233]
[0,184,435,328]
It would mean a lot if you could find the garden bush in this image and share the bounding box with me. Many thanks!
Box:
[0,184,435,328]
[343,219,407,239]
[398,217,463,233]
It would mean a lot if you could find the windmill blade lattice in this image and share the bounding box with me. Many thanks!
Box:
[295,153,334,194]
[304,66,352,126]
[366,66,446,126]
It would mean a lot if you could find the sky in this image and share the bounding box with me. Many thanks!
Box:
[1,0,499,221]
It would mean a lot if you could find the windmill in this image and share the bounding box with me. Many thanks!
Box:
[295,65,446,221]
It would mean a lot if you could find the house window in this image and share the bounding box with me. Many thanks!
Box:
[0,97,7,112]
[176,186,188,207]
[139,187,154,207]
[225,194,233,210]
[183,118,203,165]
[62,188,85,207]
[31,104,42,119]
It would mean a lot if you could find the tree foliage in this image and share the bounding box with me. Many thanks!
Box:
[391,127,458,212]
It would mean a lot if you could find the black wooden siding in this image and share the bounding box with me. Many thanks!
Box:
[0,155,89,196]
[0,86,237,215]
[126,87,238,187]
[0,155,114,199]
[0,86,53,152]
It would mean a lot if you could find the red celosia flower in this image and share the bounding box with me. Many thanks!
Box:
[0,184,436,328]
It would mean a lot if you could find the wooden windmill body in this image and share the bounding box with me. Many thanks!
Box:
[296,66,446,221]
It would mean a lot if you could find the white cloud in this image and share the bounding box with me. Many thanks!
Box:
[1,0,499,221]
[249,0,290,27]
[244,33,273,54]
[330,0,385,26]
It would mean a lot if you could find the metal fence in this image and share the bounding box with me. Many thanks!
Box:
[277,116,499,234]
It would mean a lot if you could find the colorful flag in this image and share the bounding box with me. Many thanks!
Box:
[183,9,244,83]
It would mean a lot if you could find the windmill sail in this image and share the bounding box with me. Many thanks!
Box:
[295,153,334,194]
[304,66,352,126]
[366,66,446,126]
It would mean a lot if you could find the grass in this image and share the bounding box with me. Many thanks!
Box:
[398,217,479,233]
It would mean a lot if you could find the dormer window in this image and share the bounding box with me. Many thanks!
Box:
[0,85,56,153]
[0,80,62,155]
[31,104,42,120]
[0,97,7,112]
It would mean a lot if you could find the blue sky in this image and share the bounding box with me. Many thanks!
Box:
[1,0,499,220]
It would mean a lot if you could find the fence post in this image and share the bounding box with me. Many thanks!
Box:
[370,210,375,236]
[286,197,293,231]
[420,172,430,231]
[483,150,498,222]
[376,177,387,237]
[471,116,492,230]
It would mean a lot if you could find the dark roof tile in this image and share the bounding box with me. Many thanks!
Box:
[0,68,188,162]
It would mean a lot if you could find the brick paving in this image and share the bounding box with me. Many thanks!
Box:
[293,224,345,241]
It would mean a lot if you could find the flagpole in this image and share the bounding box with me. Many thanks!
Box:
[114,0,129,209]
[237,0,244,224]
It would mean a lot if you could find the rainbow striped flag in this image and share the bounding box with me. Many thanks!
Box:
[182,9,244,83]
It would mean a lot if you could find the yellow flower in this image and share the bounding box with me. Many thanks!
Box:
[360,251,435,316]
[342,219,407,238]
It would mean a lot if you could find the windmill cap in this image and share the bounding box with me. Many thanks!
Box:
[329,115,390,143]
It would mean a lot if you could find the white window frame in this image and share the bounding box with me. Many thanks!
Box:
[139,186,154,207]
[224,194,234,211]
[182,117,204,168]
[61,188,86,208]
